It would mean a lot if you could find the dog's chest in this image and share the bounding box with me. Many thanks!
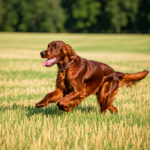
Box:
[57,72,73,94]
[64,74,73,93]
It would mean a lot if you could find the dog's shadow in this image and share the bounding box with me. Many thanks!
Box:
[0,103,96,118]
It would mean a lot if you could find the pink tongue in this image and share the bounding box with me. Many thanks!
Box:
[42,61,47,67]
[42,58,56,67]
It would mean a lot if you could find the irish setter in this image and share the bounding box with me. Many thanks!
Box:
[36,41,149,114]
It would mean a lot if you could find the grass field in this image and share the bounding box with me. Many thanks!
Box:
[0,33,150,150]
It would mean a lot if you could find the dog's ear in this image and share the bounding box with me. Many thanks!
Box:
[63,44,76,60]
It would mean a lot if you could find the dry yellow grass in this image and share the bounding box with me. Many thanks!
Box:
[0,33,150,150]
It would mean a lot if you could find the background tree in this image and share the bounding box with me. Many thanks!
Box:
[0,0,150,33]
[138,0,150,33]
[105,0,140,33]
[62,0,101,33]
[0,0,66,32]
[0,0,4,26]
[72,0,101,32]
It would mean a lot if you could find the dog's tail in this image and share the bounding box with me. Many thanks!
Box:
[116,70,149,88]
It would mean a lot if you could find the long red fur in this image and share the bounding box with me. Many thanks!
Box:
[117,70,149,87]
[36,41,149,114]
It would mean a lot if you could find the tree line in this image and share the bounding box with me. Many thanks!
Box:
[0,0,150,33]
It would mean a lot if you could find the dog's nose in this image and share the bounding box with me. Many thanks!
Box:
[40,51,45,57]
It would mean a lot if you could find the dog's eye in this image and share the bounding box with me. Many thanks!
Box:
[54,47,57,49]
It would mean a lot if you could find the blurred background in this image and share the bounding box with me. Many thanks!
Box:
[0,0,150,33]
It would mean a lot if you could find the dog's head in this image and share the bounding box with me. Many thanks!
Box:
[40,41,76,67]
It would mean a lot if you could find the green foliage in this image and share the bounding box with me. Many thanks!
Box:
[105,0,128,32]
[0,0,66,32]
[0,0,150,33]
[0,0,4,25]
[62,0,150,33]
[105,0,140,32]
[72,0,100,31]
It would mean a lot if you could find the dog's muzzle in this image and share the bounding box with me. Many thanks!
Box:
[40,51,45,57]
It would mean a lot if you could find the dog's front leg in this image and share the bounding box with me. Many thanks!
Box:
[57,92,84,112]
[36,88,63,108]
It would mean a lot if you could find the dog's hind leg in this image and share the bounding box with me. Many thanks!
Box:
[106,74,119,114]
[107,87,118,114]
[97,73,119,114]
[96,81,110,114]
[108,105,118,114]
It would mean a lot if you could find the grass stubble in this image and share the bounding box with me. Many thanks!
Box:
[0,33,150,150]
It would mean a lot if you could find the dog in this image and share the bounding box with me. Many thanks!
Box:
[36,41,149,114]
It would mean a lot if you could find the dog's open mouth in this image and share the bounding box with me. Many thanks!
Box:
[42,58,58,67]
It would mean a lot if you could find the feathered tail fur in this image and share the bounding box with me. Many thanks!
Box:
[116,70,149,88]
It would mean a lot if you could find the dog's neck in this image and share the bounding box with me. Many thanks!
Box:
[57,59,73,72]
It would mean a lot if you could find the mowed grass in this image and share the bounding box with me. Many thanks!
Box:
[0,33,150,150]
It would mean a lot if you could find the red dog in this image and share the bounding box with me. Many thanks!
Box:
[36,41,149,114]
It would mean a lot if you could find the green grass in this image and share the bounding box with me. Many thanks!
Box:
[0,33,150,150]
[0,33,150,53]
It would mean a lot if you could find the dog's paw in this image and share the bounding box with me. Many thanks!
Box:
[36,101,47,108]
[113,107,118,114]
